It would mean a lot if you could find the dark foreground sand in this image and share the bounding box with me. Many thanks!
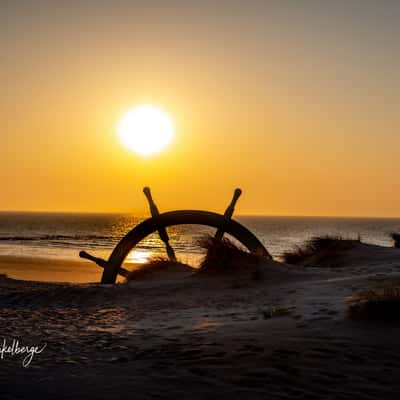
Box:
[1,244,400,399]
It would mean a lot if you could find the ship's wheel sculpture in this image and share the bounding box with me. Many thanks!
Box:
[80,188,271,283]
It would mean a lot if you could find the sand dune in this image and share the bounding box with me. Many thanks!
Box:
[1,244,400,399]
[285,239,400,271]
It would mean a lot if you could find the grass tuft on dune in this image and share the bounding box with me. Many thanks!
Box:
[282,235,359,265]
[197,235,264,275]
[348,287,400,321]
[125,257,194,282]
[390,232,400,248]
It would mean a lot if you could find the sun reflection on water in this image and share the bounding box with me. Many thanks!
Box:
[125,249,152,264]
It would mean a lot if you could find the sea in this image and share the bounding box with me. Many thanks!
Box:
[1,212,400,266]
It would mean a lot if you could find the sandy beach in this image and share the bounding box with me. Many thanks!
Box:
[0,256,103,283]
[1,242,400,399]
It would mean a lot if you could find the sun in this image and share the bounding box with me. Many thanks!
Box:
[118,105,174,156]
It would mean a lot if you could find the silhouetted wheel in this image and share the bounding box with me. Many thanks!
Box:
[101,210,271,283]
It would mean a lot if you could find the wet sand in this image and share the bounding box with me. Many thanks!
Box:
[0,255,103,283]
[1,247,400,399]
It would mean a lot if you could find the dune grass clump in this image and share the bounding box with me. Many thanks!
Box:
[197,235,263,274]
[348,287,400,321]
[125,257,193,282]
[282,235,358,265]
[390,233,400,248]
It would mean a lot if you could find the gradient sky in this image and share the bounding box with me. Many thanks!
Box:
[2,0,400,216]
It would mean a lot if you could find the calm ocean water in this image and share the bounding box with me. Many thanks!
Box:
[0,212,400,265]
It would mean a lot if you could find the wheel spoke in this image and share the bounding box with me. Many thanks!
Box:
[143,187,176,262]
[215,188,242,240]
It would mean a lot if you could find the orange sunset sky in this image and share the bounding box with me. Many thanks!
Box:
[2,1,400,217]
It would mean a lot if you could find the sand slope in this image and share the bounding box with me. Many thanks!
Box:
[294,241,400,272]
[1,247,400,399]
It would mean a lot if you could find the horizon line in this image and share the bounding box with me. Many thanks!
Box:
[0,209,400,220]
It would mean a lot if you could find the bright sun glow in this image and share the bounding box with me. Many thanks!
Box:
[118,105,174,156]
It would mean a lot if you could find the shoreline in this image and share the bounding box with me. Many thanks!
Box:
[0,254,200,284]
[0,255,104,283]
